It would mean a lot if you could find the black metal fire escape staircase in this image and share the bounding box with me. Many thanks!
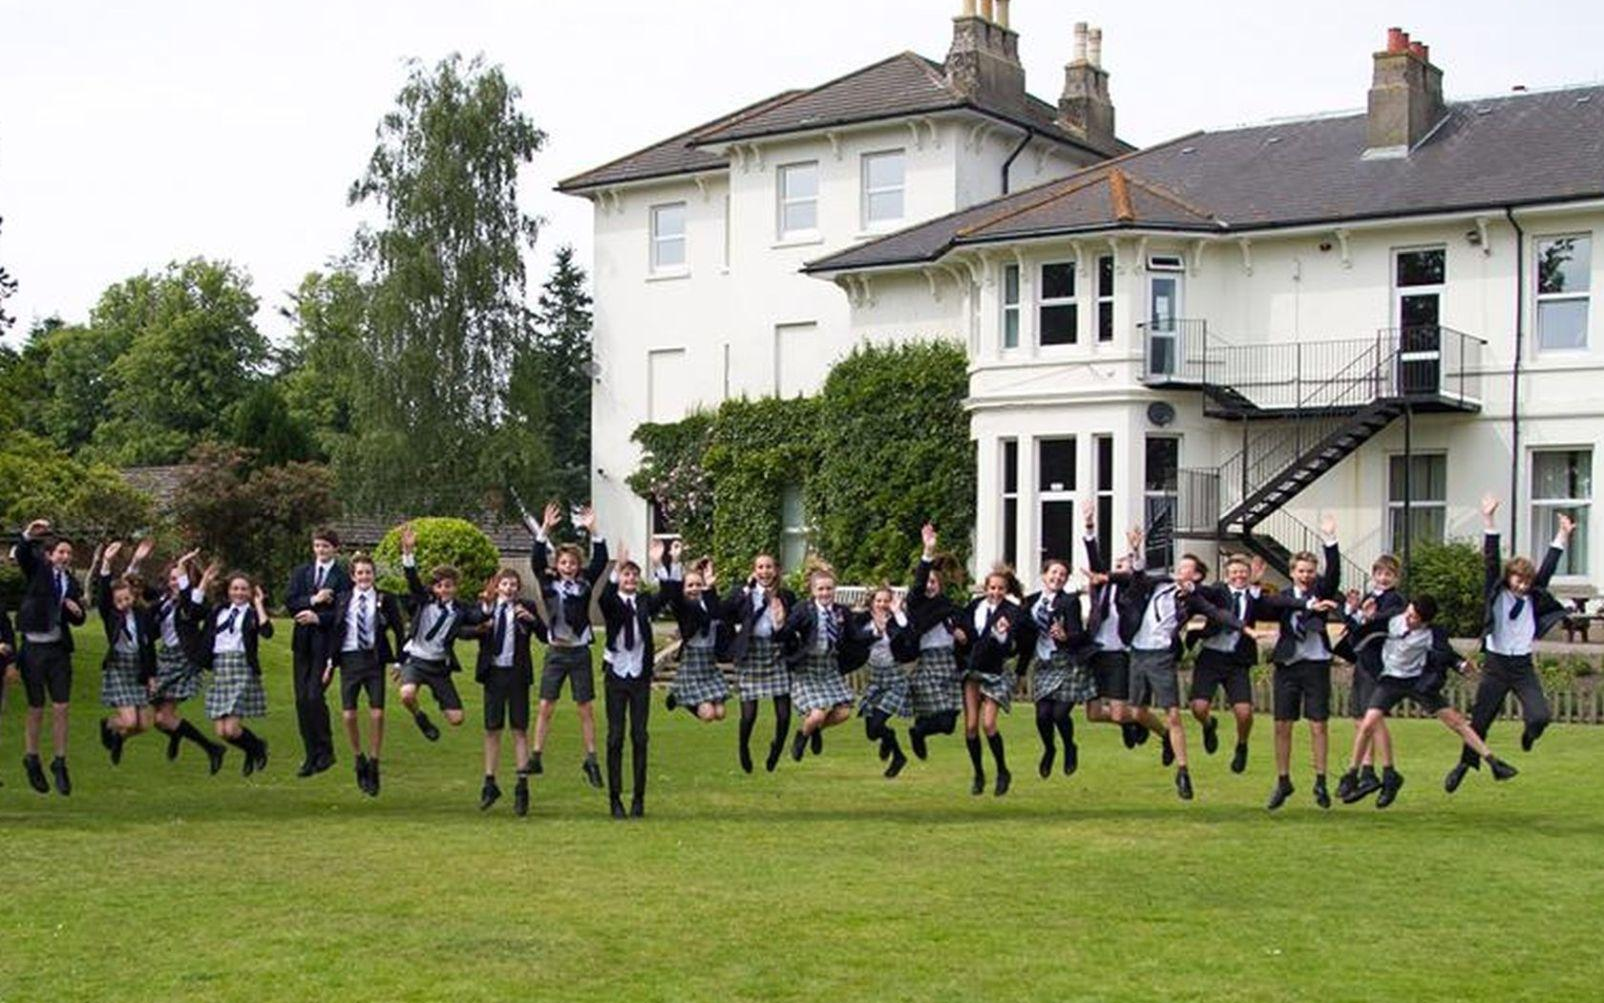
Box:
[1142,321,1486,578]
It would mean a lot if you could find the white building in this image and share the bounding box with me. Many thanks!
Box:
[566,10,1604,594]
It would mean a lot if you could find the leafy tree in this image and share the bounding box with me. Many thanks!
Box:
[279,267,367,460]
[341,52,547,514]
[0,215,17,334]
[0,317,60,437]
[37,322,130,453]
[0,431,155,538]
[170,443,340,600]
[528,244,593,507]
[230,382,316,467]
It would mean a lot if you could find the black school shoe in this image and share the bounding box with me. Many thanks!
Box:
[1266,777,1294,811]
[253,738,270,775]
[1231,743,1249,774]
[994,768,1011,797]
[1336,768,1359,802]
[810,730,823,756]
[1202,716,1219,755]
[790,730,808,762]
[479,777,502,811]
[970,772,986,796]
[166,727,183,762]
[630,797,645,819]
[765,741,783,772]
[909,727,929,761]
[885,746,908,779]
[1487,756,1519,781]
[582,756,603,789]
[609,798,627,820]
[1312,775,1331,810]
[50,756,71,796]
[1063,741,1079,777]
[1175,767,1194,801]
[1120,722,1138,749]
[1443,761,1471,793]
[23,754,48,794]
[1347,767,1382,804]
[207,743,226,776]
[1375,771,1404,809]
[514,777,530,817]
[738,742,754,774]
[414,711,441,742]
[355,754,371,795]
[1038,746,1055,779]
[1160,733,1175,767]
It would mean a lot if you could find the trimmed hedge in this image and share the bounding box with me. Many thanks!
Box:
[1403,539,1483,638]
[372,517,501,598]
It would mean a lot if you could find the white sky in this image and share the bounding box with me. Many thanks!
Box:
[3,0,1602,344]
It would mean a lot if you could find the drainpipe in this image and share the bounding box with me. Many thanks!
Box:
[1505,206,1524,550]
[1001,126,1034,195]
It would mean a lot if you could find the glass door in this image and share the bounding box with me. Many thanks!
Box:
[1394,248,1444,395]
[1147,273,1183,377]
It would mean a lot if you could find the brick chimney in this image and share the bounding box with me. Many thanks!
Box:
[1056,22,1116,152]
[945,0,1027,114]
[1365,27,1446,156]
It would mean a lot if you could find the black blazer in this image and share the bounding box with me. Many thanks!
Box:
[1258,541,1342,664]
[905,559,963,645]
[0,601,14,667]
[837,609,916,673]
[470,597,547,685]
[1346,614,1468,684]
[1186,582,1268,666]
[954,598,1023,675]
[1481,532,1567,648]
[531,536,609,640]
[776,599,872,670]
[598,579,672,679]
[284,560,351,659]
[95,573,159,683]
[400,563,485,672]
[661,578,732,662]
[1335,586,1407,670]
[1103,572,1243,656]
[182,590,275,675]
[723,580,797,662]
[1014,589,1093,675]
[12,532,87,651]
[330,588,408,669]
[1082,534,1146,647]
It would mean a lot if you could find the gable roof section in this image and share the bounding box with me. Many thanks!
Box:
[806,84,1604,272]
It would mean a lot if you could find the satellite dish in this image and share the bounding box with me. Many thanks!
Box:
[1147,401,1176,427]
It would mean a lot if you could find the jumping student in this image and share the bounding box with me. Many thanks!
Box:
[1186,552,1268,775]
[1081,504,1153,751]
[527,502,607,789]
[1333,553,1407,803]
[92,541,159,767]
[1444,494,1573,794]
[659,542,732,721]
[1343,593,1517,807]
[13,519,87,796]
[125,541,226,772]
[472,566,546,816]
[853,586,916,779]
[724,552,797,773]
[1015,556,1095,780]
[186,562,272,776]
[777,562,864,763]
[324,554,406,797]
[1259,515,1342,811]
[953,561,1025,797]
[396,524,477,742]
[597,541,671,819]
[285,528,349,778]
[905,524,966,763]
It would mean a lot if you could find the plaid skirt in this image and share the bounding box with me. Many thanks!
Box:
[858,660,913,719]
[1032,650,1097,704]
[965,669,1013,713]
[152,647,203,703]
[790,651,854,713]
[909,646,962,716]
[736,636,791,700]
[205,650,267,720]
[101,649,149,709]
[673,644,731,707]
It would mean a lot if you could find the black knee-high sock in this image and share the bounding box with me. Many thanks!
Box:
[930,710,959,736]
[772,696,792,749]
[1034,701,1057,752]
[987,731,1009,772]
[238,728,264,756]
[1053,700,1075,749]
[175,718,220,751]
[965,735,985,777]
[738,700,757,751]
[865,711,888,744]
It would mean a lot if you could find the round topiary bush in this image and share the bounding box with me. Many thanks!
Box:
[372,517,501,598]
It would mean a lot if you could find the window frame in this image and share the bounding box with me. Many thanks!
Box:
[1385,451,1448,552]
[1096,254,1115,343]
[1530,447,1592,579]
[859,149,906,230]
[649,201,688,274]
[1000,438,1019,570]
[1534,232,1592,354]
[1001,262,1021,349]
[776,161,820,241]
[1143,434,1181,571]
[1037,261,1078,346]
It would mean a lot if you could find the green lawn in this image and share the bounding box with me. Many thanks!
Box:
[1,624,1600,1003]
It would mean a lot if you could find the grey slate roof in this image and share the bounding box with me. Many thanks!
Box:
[806,84,1604,273]
[558,51,1129,193]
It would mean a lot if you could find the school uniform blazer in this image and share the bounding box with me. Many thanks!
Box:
[1105,572,1243,657]
[12,532,87,651]
[0,602,14,666]
[722,581,797,662]
[1082,535,1146,646]
[597,579,672,679]
[401,563,484,673]
[905,558,963,642]
[837,609,916,673]
[284,560,352,660]
[1345,616,1469,686]
[531,535,609,637]
[660,578,732,662]
[329,588,408,669]
[95,573,159,682]
[1335,587,1407,670]
[1014,589,1093,676]
[1186,582,1268,665]
[775,600,871,670]
[143,583,202,651]
[1481,531,1567,649]
[955,598,1024,675]
[470,598,548,685]
[1257,540,1342,664]
[182,590,274,675]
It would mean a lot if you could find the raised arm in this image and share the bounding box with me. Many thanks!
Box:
[1317,514,1341,599]
[1481,494,1502,599]
[14,520,49,578]
[1534,512,1576,589]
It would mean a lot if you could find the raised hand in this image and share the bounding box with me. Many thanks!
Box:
[1481,493,1500,525]
[888,590,903,616]
[1126,525,1144,551]
[23,519,50,539]
[200,561,222,590]
[1558,512,1577,538]
[575,505,597,534]
[131,537,156,565]
[614,542,631,568]
[541,502,561,534]
[252,585,268,614]
[921,522,937,555]
[648,538,666,567]
[104,540,125,564]
[1080,498,1094,530]
[178,547,203,574]
[400,522,417,555]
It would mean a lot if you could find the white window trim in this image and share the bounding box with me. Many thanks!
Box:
[1000,438,1020,568]
[649,202,688,277]
[1146,254,1185,273]
[1035,435,1078,567]
[1001,262,1021,351]
[859,149,906,232]
[1534,232,1592,355]
[1095,254,1115,343]
[1391,244,1447,323]
[1385,451,1448,552]
[1143,434,1182,572]
[1037,261,1077,347]
[1093,433,1115,561]
[1529,445,1593,581]
[777,161,820,242]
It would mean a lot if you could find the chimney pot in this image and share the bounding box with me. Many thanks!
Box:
[979,0,994,22]
[995,0,1010,29]
[1386,27,1407,53]
[960,0,976,16]
[1409,41,1426,60]
[1073,22,1088,62]
[1366,29,1446,154]
[1088,27,1103,68]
